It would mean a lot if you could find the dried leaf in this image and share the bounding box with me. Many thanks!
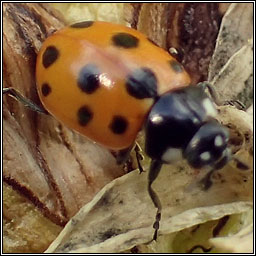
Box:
[209,211,253,253]
[208,3,253,81]
[208,3,253,107]
[3,3,253,254]
[50,3,126,25]
[210,39,253,106]
[3,183,62,253]
[45,106,253,253]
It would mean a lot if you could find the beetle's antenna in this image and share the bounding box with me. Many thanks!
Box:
[197,81,222,106]
[148,160,163,240]
[134,142,145,174]
[200,154,250,190]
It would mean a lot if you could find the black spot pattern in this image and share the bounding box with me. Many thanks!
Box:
[41,83,51,96]
[77,64,100,94]
[70,21,94,28]
[109,116,128,134]
[112,33,139,48]
[77,105,93,126]
[169,59,184,73]
[42,46,59,68]
[125,68,158,99]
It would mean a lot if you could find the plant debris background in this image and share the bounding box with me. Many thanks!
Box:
[3,3,253,253]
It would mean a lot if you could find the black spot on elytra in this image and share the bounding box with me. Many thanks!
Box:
[126,67,158,99]
[41,83,51,96]
[77,105,93,126]
[42,46,59,68]
[70,21,94,28]
[169,59,184,73]
[112,32,139,48]
[77,64,100,94]
[109,116,128,134]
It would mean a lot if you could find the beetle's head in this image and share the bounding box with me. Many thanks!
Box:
[183,120,231,169]
[145,86,231,170]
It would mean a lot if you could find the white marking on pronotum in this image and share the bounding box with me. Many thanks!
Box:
[151,114,163,124]
[192,117,200,124]
[200,151,211,161]
[214,135,223,147]
[202,98,217,117]
[162,147,183,163]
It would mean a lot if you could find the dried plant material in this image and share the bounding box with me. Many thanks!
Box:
[210,39,253,107]
[246,105,253,117]
[208,3,253,81]
[50,3,126,25]
[45,105,253,253]
[45,184,252,253]
[3,183,62,253]
[209,211,253,253]
[3,3,253,254]
[137,212,252,253]
[126,3,171,49]
[210,225,253,253]
[208,3,253,108]
[125,3,230,84]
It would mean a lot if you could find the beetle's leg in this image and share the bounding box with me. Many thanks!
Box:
[198,82,247,110]
[197,82,222,106]
[223,99,246,110]
[3,87,48,114]
[200,148,239,190]
[200,157,228,190]
[200,152,249,191]
[199,168,216,190]
[148,159,163,240]
[116,144,134,165]
[116,142,145,173]
[134,142,144,174]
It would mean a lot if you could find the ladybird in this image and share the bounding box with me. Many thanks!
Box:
[36,21,191,150]
[4,21,241,240]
